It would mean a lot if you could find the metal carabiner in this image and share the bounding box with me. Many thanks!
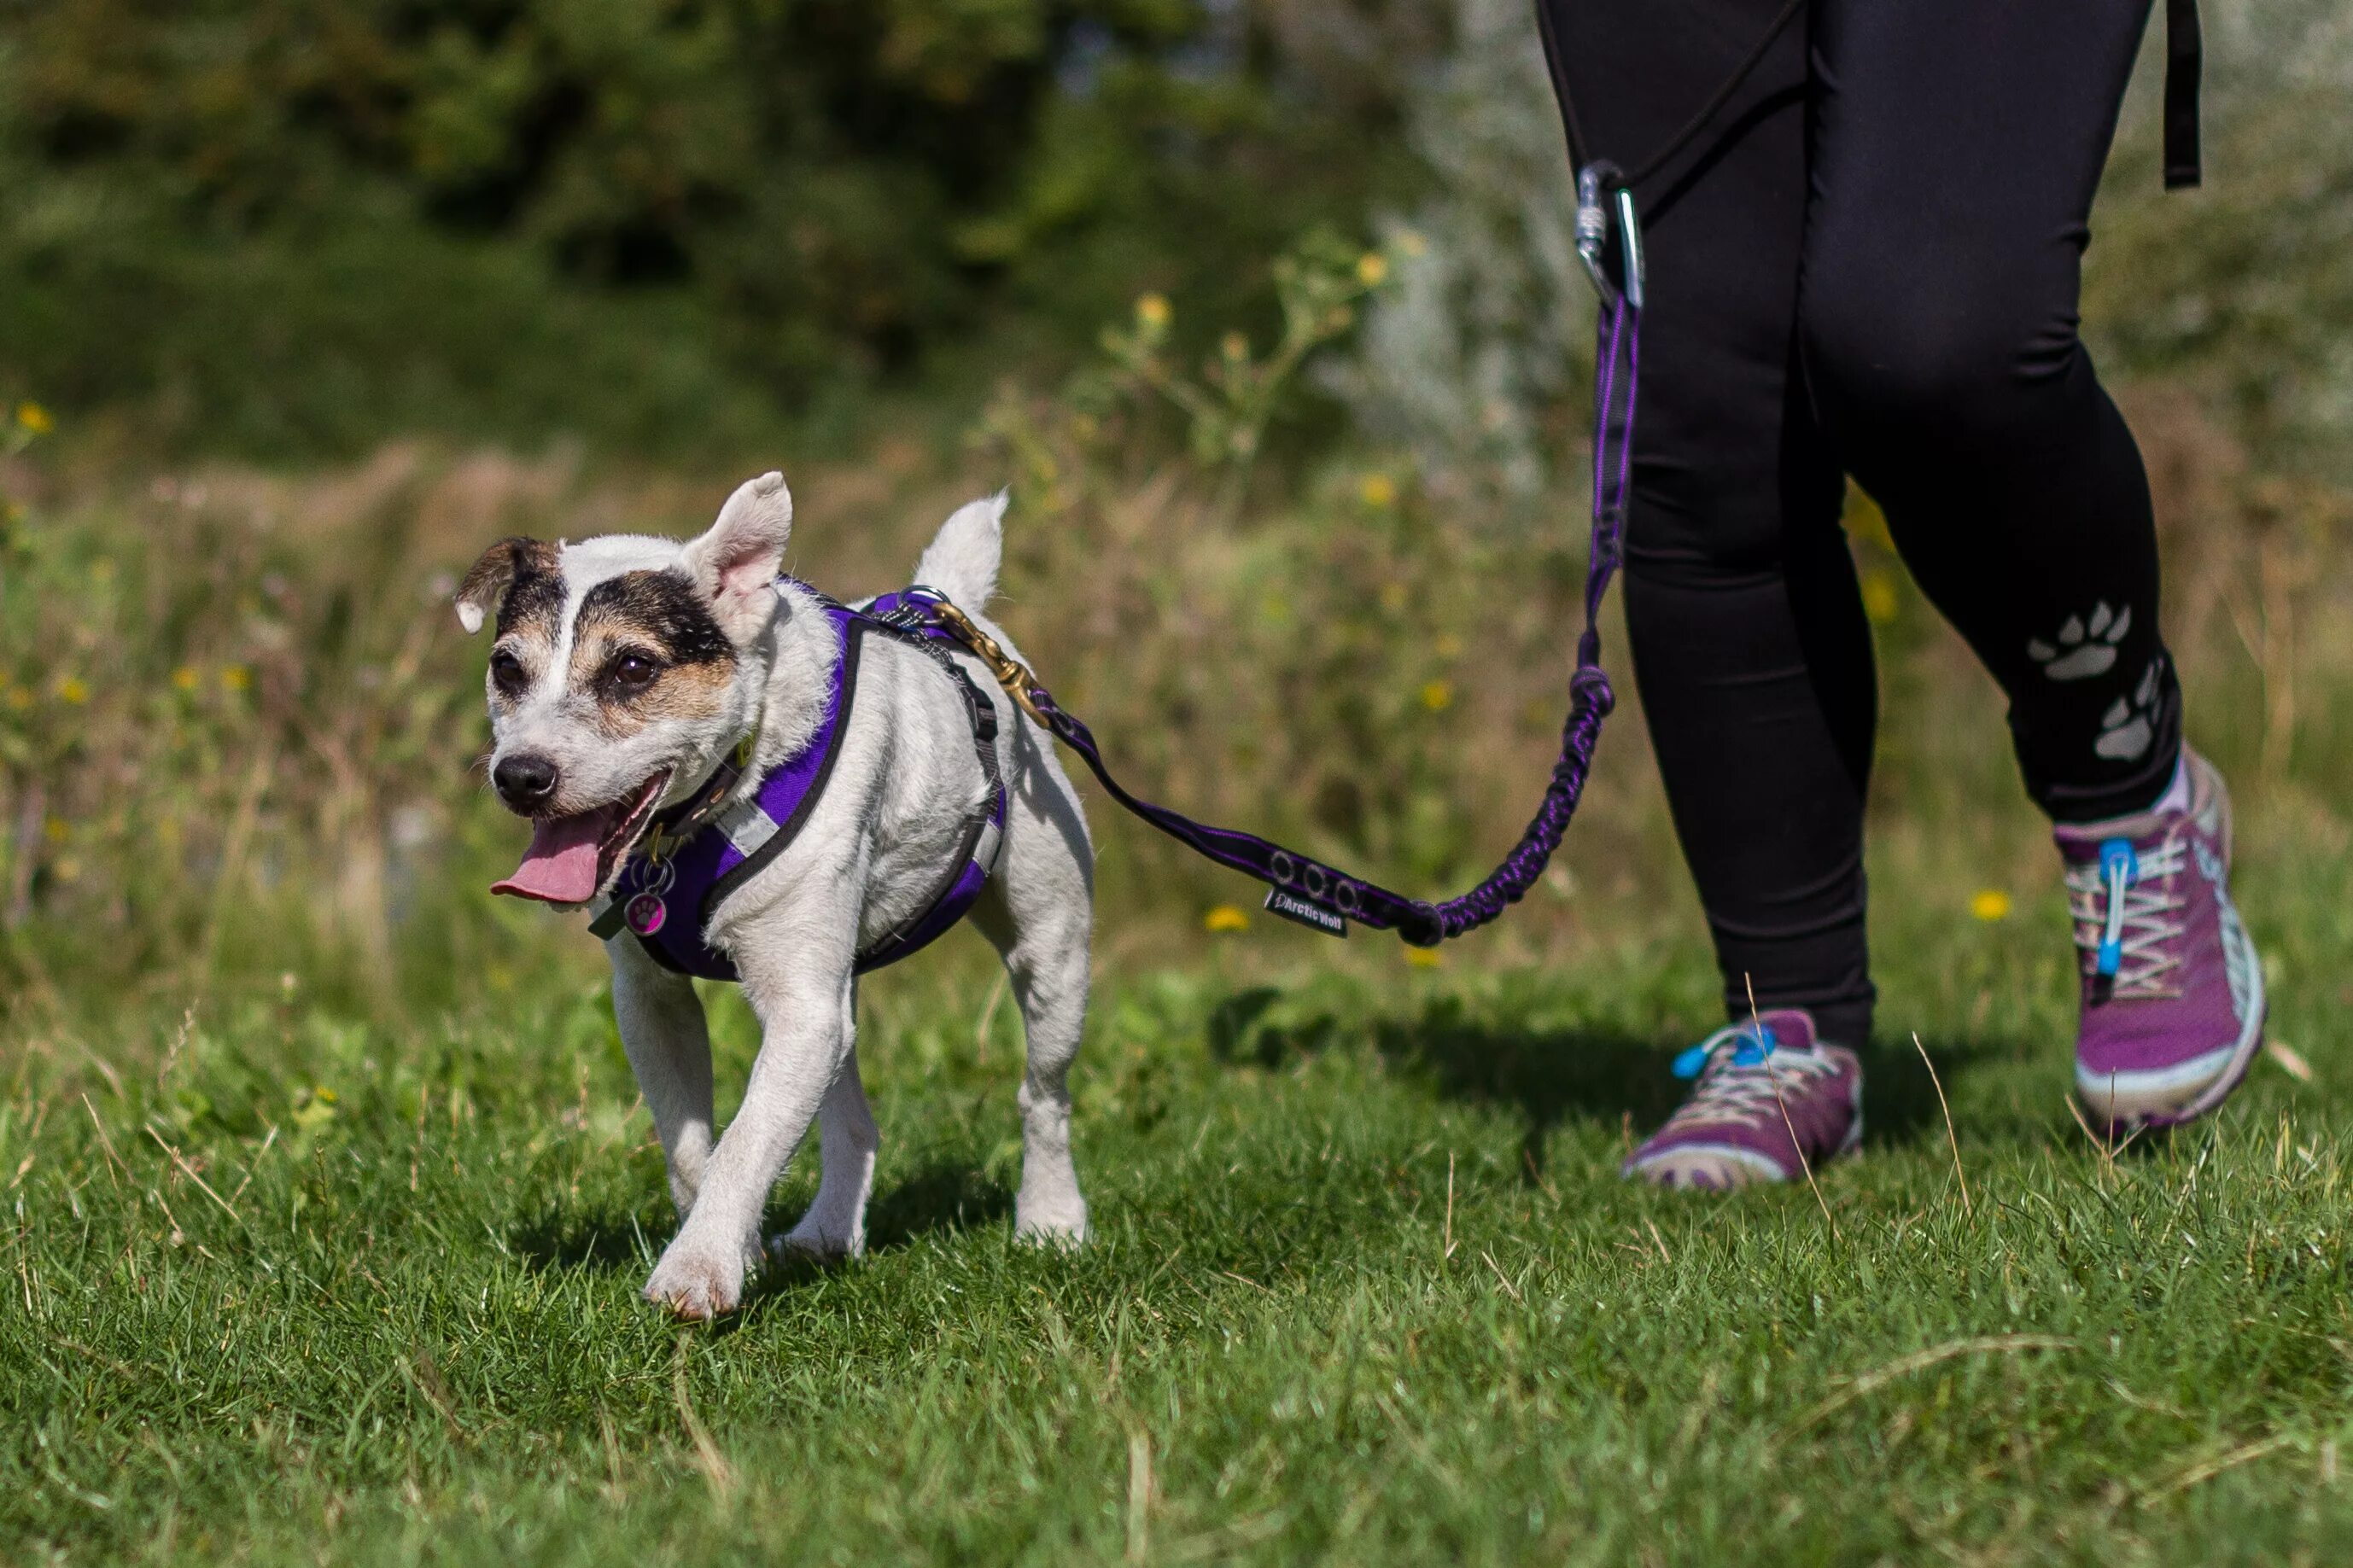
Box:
[1574,163,1646,311]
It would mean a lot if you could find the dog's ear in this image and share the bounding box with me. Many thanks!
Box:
[681,471,792,641]
[455,537,555,635]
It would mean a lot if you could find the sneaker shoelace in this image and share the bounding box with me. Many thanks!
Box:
[2064,834,2187,1000]
[1659,1023,1841,1134]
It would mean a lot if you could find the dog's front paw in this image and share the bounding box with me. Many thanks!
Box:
[643,1233,758,1320]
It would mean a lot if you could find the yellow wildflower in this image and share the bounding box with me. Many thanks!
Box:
[55,676,88,705]
[1358,473,1398,509]
[50,855,80,883]
[1420,679,1453,713]
[1860,570,1900,625]
[1356,253,1389,287]
[1221,331,1249,361]
[1970,889,2013,922]
[221,664,252,692]
[1433,632,1463,659]
[15,401,52,434]
[172,665,201,691]
[1379,582,1409,613]
[1135,293,1171,329]
[42,815,67,844]
[1405,946,1443,969]
[1203,904,1251,934]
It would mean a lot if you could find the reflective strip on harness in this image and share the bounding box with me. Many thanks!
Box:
[716,796,781,860]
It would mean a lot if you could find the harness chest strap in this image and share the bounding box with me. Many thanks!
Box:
[587,594,1007,982]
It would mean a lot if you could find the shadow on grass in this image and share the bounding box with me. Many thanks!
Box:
[863,1157,1013,1250]
[507,1154,1009,1283]
[1205,986,2013,1176]
[509,1204,664,1274]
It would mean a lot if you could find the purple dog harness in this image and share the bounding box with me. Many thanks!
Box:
[589,589,1007,981]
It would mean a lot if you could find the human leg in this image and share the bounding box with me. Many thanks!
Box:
[1537,0,1877,1046]
[1800,0,2179,819]
[1800,0,2261,1125]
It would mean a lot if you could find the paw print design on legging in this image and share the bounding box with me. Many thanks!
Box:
[2094,658,2163,761]
[2028,601,2132,680]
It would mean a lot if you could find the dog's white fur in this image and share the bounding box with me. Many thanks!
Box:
[467,475,1093,1318]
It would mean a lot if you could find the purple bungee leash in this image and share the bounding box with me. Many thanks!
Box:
[925,165,1643,948]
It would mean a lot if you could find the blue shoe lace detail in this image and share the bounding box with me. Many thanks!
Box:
[1673,1023,1778,1080]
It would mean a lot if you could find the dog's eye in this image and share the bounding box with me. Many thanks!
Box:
[610,653,660,693]
[488,649,528,693]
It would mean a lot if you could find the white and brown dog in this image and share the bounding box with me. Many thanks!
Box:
[457,473,1093,1318]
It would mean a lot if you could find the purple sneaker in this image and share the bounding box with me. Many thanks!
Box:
[1621,1010,1863,1190]
[2056,749,2264,1132]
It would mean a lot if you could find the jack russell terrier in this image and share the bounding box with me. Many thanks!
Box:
[458,473,1093,1318]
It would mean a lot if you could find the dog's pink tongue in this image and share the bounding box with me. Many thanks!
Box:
[492,809,612,903]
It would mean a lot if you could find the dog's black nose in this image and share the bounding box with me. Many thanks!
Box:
[493,753,559,811]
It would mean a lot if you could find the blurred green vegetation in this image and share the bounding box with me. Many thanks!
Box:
[0,0,1432,459]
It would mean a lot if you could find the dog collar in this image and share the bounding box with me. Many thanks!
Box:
[639,732,758,864]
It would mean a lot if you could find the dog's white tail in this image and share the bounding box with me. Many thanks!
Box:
[914,493,1007,610]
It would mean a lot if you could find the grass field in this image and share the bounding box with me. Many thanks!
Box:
[5,406,2353,1564]
[3,390,2351,1561]
[6,772,2352,1564]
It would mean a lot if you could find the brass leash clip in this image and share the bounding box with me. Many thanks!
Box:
[926,598,1052,728]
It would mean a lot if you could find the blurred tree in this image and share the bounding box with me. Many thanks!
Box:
[0,0,1443,451]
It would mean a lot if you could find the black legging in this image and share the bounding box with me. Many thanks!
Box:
[1537,0,2182,1045]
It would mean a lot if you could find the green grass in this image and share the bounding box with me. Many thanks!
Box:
[6,831,2352,1565]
